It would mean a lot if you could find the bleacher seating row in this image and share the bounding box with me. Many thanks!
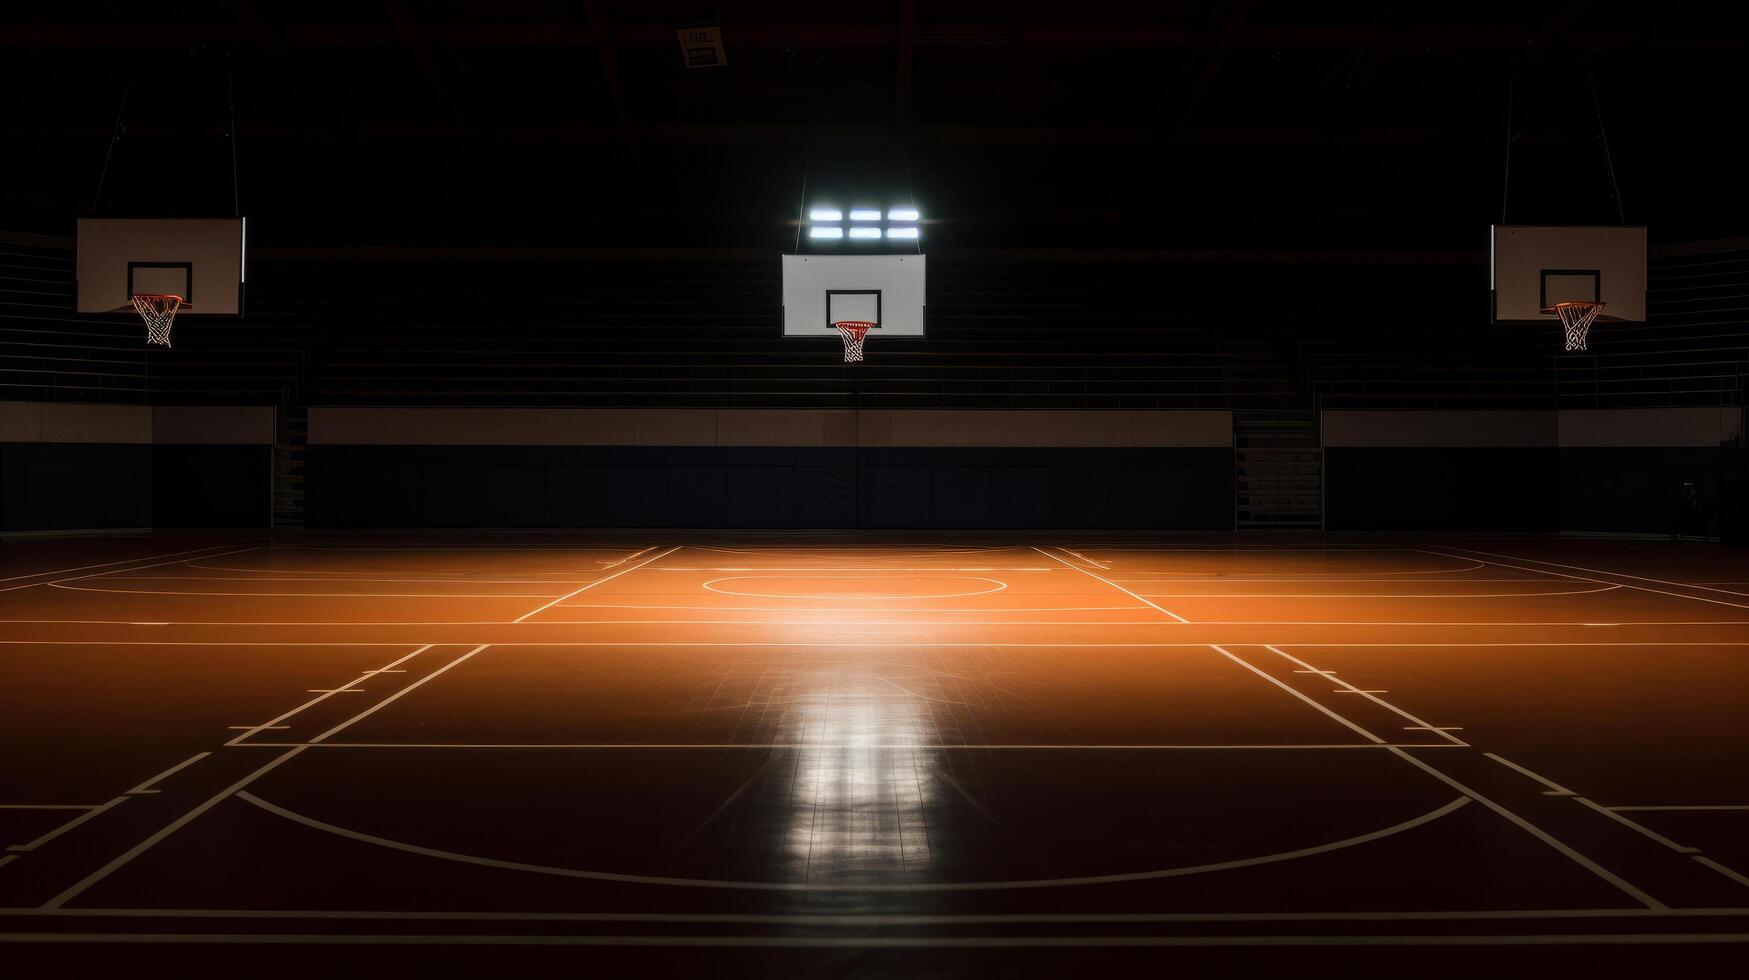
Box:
[2,235,1743,413]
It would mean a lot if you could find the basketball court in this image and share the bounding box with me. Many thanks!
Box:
[6,2,1749,975]
[1,533,1745,969]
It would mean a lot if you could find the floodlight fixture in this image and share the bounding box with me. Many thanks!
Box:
[887,208,920,221]
[885,227,919,239]
[847,226,881,239]
[809,226,844,239]
[808,208,843,221]
[848,209,882,221]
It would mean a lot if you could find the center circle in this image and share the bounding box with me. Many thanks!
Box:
[701,575,1009,600]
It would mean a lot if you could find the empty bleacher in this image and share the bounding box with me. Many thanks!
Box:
[2,234,1743,416]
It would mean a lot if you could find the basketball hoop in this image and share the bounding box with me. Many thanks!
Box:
[834,320,874,362]
[130,293,188,348]
[1544,300,1604,352]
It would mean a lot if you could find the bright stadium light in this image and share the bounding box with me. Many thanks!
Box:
[847,226,881,239]
[885,227,919,239]
[808,208,842,221]
[809,226,844,239]
[887,207,920,221]
[848,209,882,221]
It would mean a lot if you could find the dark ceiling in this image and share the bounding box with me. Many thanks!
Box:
[4,1,1747,250]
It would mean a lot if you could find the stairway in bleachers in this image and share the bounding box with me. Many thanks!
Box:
[272,405,307,529]
[1234,409,1323,530]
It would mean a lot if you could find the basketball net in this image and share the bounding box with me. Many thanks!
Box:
[130,293,185,348]
[1552,301,1604,352]
[834,320,874,362]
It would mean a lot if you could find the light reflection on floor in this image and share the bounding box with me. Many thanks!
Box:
[782,666,939,885]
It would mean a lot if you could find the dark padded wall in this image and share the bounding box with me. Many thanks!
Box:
[152,445,271,529]
[305,446,1234,529]
[0,444,268,531]
[1327,446,1745,535]
[1324,448,1559,531]
[1560,447,1742,537]
[0,444,153,531]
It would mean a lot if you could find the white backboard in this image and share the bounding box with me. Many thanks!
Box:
[781,254,926,337]
[1490,225,1645,323]
[76,218,246,315]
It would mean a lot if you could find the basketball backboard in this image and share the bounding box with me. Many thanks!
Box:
[1490,225,1645,324]
[781,254,926,338]
[76,218,246,315]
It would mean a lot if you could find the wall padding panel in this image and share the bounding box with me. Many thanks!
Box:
[304,445,1234,529]
[1,402,272,530]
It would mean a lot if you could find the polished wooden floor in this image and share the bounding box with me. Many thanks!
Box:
[1,532,1746,973]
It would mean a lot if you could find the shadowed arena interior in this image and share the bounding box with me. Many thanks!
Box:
[3,1,1749,976]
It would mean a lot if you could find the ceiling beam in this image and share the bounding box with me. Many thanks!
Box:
[382,0,455,117]
[1168,0,1255,129]
[17,121,1591,148]
[894,0,917,130]
[583,0,626,129]
[4,23,1742,52]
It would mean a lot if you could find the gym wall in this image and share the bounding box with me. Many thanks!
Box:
[0,402,273,531]
[305,407,1235,529]
[1324,407,1745,535]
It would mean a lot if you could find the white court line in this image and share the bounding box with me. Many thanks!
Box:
[0,546,259,594]
[1057,548,1110,569]
[1209,646,1385,744]
[599,546,656,569]
[1127,585,1621,598]
[701,575,1008,601]
[1608,805,1749,812]
[0,544,247,585]
[125,753,211,795]
[1124,619,1749,625]
[541,620,1189,627]
[1693,857,1749,890]
[250,545,641,552]
[0,855,15,870]
[1422,548,1749,612]
[556,602,1131,612]
[237,741,1459,751]
[1033,546,1188,622]
[2,931,1749,948]
[1438,545,1749,601]
[7,640,1749,648]
[655,567,1055,572]
[1263,646,1467,747]
[8,615,1749,626]
[6,797,129,853]
[235,790,1469,892]
[513,546,680,623]
[1108,563,1489,578]
[1051,558,1664,911]
[692,545,1012,556]
[8,905,1746,924]
[1574,799,1702,854]
[1485,753,1576,796]
[186,560,615,576]
[224,645,434,746]
[1109,577,1558,583]
[1387,749,1664,909]
[306,645,491,744]
[50,583,563,598]
[102,575,602,584]
[41,751,309,909]
[42,641,490,909]
[1062,547,1415,553]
